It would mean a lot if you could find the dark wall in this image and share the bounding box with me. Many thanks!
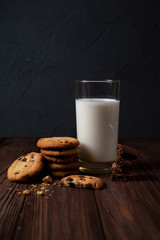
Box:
[0,0,160,137]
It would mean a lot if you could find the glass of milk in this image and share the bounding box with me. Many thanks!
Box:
[75,80,120,173]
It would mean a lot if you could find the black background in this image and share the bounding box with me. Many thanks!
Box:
[0,0,160,137]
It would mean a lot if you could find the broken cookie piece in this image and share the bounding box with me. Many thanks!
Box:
[22,189,31,195]
[111,170,138,181]
[112,156,136,173]
[60,175,104,190]
[117,144,137,159]
[111,144,138,181]
[42,175,52,184]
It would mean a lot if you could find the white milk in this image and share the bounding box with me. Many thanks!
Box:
[75,98,120,163]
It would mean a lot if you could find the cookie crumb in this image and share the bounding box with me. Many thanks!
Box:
[42,175,52,184]
[23,189,31,195]
[37,191,44,196]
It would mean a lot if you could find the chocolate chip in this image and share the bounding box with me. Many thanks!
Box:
[67,178,73,181]
[15,172,19,174]
[22,158,27,162]
[65,141,68,143]
[79,176,86,181]
[68,182,75,187]
[89,177,93,179]
[79,176,85,180]
[25,165,27,167]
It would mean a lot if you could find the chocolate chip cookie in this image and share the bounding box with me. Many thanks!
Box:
[41,147,81,157]
[60,175,104,189]
[50,169,79,178]
[37,137,80,149]
[42,154,79,163]
[7,152,44,182]
[47,161,80,171]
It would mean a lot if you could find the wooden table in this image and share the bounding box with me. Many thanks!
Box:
[0,138,160,240]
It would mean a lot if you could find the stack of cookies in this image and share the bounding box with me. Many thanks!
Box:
[37,137,81,178]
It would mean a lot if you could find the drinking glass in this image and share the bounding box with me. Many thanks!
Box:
[75,80,120,173]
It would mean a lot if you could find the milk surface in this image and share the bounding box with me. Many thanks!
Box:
[76,98,120,163]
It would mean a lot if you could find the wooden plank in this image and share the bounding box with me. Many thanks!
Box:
[94,175,160,240]
[14,187,105,240]
[0,183,106,240]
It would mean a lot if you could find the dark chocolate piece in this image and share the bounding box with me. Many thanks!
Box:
[117,144,137,159]
[22,158,27,162]
[79,176,86,180]
[111,170,138,181]
[112,157,136,173]
[111,144,138,181]
[67,177,73,182]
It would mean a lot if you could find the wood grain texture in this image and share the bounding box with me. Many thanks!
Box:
[0,138,160,240]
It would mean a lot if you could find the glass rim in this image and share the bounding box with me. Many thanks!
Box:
[75,79,120,83]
